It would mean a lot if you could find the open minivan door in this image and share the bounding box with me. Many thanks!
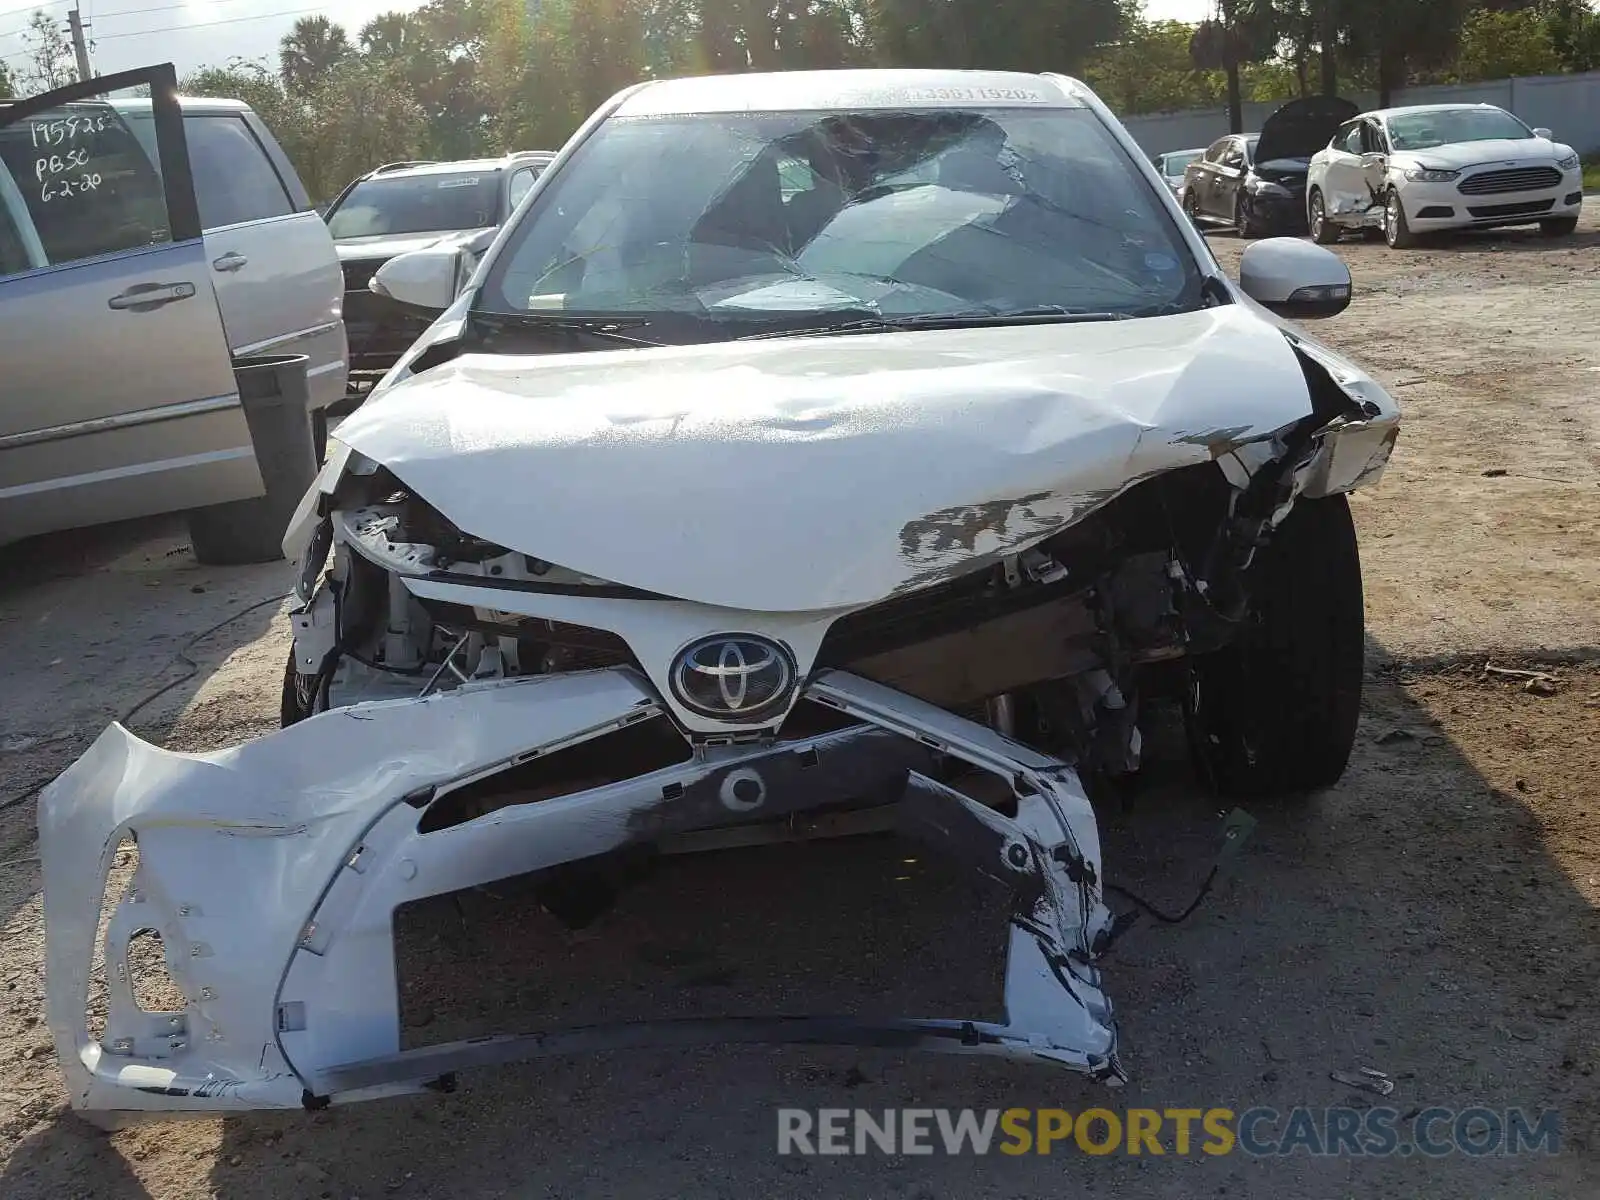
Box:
[0,64,257,548]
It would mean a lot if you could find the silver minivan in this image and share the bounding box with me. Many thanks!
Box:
[0,64,347,561]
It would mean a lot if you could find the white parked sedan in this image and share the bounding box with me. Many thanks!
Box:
[1306,102,1584,248]
[38,67,1401,1117]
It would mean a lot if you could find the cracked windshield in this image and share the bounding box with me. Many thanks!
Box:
[482,106,1202,335]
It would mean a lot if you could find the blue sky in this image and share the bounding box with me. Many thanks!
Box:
[2,0,1214,88]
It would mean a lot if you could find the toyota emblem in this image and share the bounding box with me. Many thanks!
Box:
[669,634,797,722]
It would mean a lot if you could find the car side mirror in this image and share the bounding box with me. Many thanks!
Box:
[370,246,461,315]
[1237,238,1353,320]
[1533,127,1553,140]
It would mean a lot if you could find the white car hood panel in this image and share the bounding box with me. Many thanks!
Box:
[332,306,1316,612]
[1393,138,1569,171]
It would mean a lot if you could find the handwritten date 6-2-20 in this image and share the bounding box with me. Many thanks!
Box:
[41,174,103,203]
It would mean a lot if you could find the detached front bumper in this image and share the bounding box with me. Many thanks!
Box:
[40,668,1121,1119]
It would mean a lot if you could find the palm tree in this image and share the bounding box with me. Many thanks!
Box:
[279,16,351,94]
[359,12,421,61]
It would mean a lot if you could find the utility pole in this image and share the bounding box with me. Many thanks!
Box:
[66,7,92,83]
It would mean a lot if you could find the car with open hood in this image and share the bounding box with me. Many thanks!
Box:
[37,68,1400,1118]
[1183,96,1358,237]
[1306,102,1584,248]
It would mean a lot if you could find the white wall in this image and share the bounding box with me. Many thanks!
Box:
[1121,70,1600,157]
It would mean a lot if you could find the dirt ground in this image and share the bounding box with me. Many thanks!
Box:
[2,211,1598,1199]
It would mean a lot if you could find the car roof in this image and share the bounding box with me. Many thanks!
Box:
[363,152,555,180]
[107,96,252,115]
[613,69,1087,117]
[1363,102,1504,122]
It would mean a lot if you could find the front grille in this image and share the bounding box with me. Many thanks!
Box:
[1467,199,1555,218]
[1458,166,1562,196]
[340,259,383,293]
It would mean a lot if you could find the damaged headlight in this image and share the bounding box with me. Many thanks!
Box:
[1404,167,1460,183]
[1556,153,1580,172]
[1245,177,1292,196]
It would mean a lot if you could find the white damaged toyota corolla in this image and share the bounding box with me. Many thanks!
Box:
[39,69,1399,1118]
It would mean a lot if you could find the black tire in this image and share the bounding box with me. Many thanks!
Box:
[188,497,289,566]
[1540,216,1579,237]
[1308,190,1339,244]
[1185,495,1364,799]
[1234,196,1261,239]
[281,646,315,727]
[311,407,330,464]
[1383,189,1417,249]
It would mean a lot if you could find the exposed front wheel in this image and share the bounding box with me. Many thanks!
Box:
[1309,191,1339,244]
[1234,196,1261,239]
[1383,189,1417,249]
[281,646,315,727]
[1185,495,1365,799]
[1540,216,1580,237]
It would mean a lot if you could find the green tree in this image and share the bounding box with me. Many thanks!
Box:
[1190,0,1276,132]
[298,59,428,199]
[1083,16,1297,116]
[279,15,352,94]
[17,9,78,95]
[183,60,292,130]
[867,0,1133,73]
[1084,20,1226,114]
[1341,0,1474,105]
[1540,0,1600,71]
[1255,0,1343,96]
[1455,7,1563,79]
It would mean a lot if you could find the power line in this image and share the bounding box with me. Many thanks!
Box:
[0,1,70,43]
[85,0,262,24]
[92,3,330,41]
[0,0,69,20]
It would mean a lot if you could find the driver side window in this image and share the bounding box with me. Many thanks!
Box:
[1336,123,1364,155]
[0,100,171,277]
[1203,138,1230,164]
[1361,122,1388,155]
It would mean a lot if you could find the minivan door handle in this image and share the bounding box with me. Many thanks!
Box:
[106,282,198,311]
[212,252,249,272]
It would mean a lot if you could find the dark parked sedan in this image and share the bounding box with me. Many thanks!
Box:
[1181,96,1357,237]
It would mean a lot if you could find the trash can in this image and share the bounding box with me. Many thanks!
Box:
[188,354,319,566]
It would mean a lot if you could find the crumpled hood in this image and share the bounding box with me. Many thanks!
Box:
[331,307,1319,612]
[335,228,492,264]
[1392,137,1573,172]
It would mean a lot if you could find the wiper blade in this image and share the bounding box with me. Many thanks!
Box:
[736,308,1132,341]
[472,311,663,347]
